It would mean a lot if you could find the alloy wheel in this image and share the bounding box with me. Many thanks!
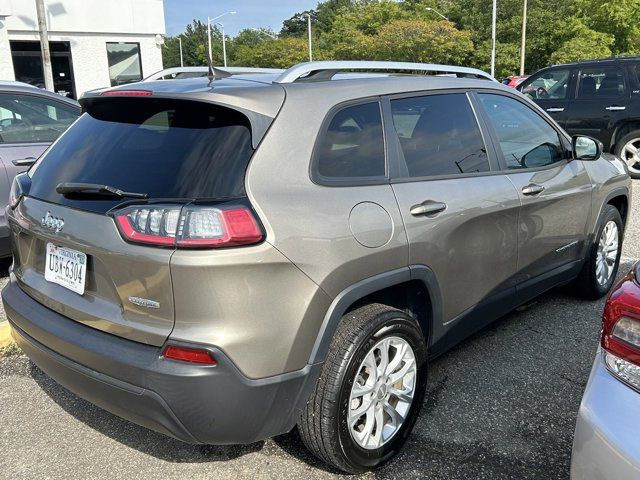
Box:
[621,138,640,174]
[596,220,619,286]
[348,336,417,450]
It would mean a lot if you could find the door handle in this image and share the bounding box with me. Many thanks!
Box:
[546,107,565,112]
[12,157,36,167]
[605,106,626,111]
[522,183,545,196]
[410,201,447,217]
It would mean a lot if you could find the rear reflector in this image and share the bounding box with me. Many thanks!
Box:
[163,345,217,365]
[100,90,153,97]
[113,204,263,249]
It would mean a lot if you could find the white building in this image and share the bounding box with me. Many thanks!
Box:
[0,0,165,98]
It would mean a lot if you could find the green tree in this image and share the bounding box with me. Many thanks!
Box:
[234,37,310,68]
[550,28,614,64]
[375,20,473,64]
[574,0,640,54]
[280,10,317,37]
[161,20,224,68]
[470,40,520,79]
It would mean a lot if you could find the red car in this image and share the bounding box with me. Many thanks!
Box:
[501,75,529,88]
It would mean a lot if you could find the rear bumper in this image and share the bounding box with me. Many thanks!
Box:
[3,277,320,444]
[571,351,640,480]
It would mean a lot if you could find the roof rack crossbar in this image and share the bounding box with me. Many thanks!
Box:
[273,61,495,84]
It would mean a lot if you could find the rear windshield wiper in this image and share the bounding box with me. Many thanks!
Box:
[55,183,148,199]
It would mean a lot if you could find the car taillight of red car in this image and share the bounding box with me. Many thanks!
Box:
[601,263,640,390]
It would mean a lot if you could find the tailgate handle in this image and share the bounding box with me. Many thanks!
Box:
[522,183,545,196]
[410,201,447,217]
[12,157,36,167]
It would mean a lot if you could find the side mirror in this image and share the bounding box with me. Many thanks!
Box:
[572,135,602,161]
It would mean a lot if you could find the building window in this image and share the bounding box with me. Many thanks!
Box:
[106,43,142,86]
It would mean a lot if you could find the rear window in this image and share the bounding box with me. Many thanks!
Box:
[28,98,254,213]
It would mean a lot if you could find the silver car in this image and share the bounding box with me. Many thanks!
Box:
[0,81,80,257]
[2,61,632,473]
[571,262,640,479]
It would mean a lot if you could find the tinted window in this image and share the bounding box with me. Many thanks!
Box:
[29,99,254,213]
[316,102,385,179]
[479,94,564,169]
[391,93,489,177]
[577,67,625,98]
[521,68,571,100]
[0,93,79,144]
[106,42,143,86]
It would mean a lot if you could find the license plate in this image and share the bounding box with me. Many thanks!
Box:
[44,243,87,295]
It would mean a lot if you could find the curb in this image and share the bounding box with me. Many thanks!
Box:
[0,321,13,348]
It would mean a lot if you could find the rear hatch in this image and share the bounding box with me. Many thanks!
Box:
[10,96,259,346]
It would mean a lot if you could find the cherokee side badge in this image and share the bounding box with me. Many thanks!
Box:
[128,296,160,309]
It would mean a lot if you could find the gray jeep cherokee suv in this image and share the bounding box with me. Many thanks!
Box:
[2,61,631,473]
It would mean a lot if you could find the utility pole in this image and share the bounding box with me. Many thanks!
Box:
[490,0,497,78]
[179,36,183,67]
[520,0,528,76]
[35,0,54,91]
[219,23,227,67]
[305,13,313,62]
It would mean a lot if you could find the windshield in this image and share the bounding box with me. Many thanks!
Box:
[28,98,254,213]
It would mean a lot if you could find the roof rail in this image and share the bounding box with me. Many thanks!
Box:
[273,61,496,84]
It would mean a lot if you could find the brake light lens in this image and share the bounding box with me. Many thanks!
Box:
[601,266,640,390]
[113,204,263,248]
[100,90,153,97]
[163,345,217,365]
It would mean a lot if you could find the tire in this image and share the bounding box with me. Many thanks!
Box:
[298,303,428,473]
[573,204,623,299]
[614,131,640,179]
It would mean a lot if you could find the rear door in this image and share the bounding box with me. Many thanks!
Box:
[11,97,258,346]
[564,64,630,147]
[474,91,592,291]
[386,91,521,325]
[519,67,575,129]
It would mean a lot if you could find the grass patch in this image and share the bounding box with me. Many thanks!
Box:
[0,343,22,357]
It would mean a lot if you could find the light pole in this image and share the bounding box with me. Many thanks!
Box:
[35,0,54,92]
[425,7,449,21]
[490,0,497,78]
[520,0,527,76]
[305,13,313,62]
[218,22,228,67]
[249,28,277,39]
[207,11,236,63]
[178,36,183,67]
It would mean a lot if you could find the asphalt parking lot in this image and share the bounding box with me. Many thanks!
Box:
[0,182,638,480]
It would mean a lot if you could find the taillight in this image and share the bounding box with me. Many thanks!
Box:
[8,172,30,209]
[163,345,216,365]
[113,204,263,248]
[601,266,640,390]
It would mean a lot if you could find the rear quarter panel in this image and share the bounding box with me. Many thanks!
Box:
[583,154,632,235]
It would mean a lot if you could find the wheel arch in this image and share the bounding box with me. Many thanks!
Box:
[610,121,640,153]
[307,265,443,365]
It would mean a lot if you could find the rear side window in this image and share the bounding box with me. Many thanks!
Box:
[479,94,564,169]
[576,67,625,99]
[390,93,489,177]
[315,102,385,181]
[29,99,254,213]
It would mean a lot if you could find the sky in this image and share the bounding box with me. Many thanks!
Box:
[163,0,320,37]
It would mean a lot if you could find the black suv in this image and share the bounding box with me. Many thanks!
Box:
[519,57,640,178]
